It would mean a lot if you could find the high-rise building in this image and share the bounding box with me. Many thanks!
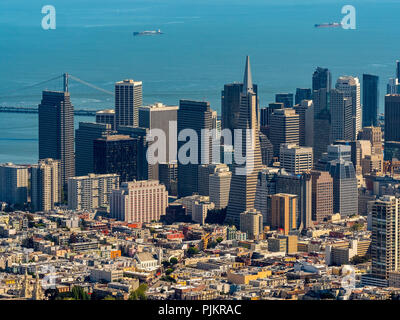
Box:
[359,126,383,155]
[275,93,294,108]
[115,79,143,128]
[260,102,284,127]
[240,208,263,240]
[30,158,60,212]
[371,196,400,280]
[295,88,312,105]
[68,173,119,211]
[268,193,297,235]
[221,83,258,141]
[177,100,213,197]
[294,100,314,147]
[385,94,400,143]
[310,170,333,223]
[158,162,178,196]
[0,163,29,205]
[362,74,379,127]
[327,159,358,217]
[93,135,138,182]
[279,143,313,174]
[387,78,400,94]
[225,56,262,226]
[313,88,331,163]
[209,165,232,209]
[259,132,274,166]
[330,89,353,141]
[198,164,228,196]
[276,171,312,230]
[75,122,113,177]
[38,91,74,192]
[96,109,116,130]
[335,76,361,140]
[269,108,299,156]
[139,102,178,180]
[312,67,331,92]
[111,180,168,223]
[255,167,279,224]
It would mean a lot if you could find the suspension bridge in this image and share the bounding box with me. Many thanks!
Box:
[0,73,114,115]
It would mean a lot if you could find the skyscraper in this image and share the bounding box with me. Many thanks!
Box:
[115,79,143,128]
[279,143,313,175]
[221,83,258,142]
[371,196,400,280]
[330,89,353,141]
[0,163,29,205]
[209,165,232,209]
[38,90,74,193]
[327,159,358,217]
[294,99,314,147]
[385,94,400,143]
[362,74,379,127]
[96,109,116,130]
[295,88,312,105]
[260,102,284,127]
[93,135,139,182]
[312,67,331,92]
[275,93,294,108]
[268,193,297,235]
[226,56,262,226]
[138,102,178,180]
[312,67,331,164]
[177,100,213,197]
[30,158,61,212]
[310,170,333,223]
[335,76,361,140]
[75,122,113,177]
[269,108,299,156]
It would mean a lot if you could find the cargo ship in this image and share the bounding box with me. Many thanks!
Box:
[133,29,163,36]
[314,22,341,28]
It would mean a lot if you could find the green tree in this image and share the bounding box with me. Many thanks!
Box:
[129,284,148,300]
[187,247,199,256]
[169,257,178,265]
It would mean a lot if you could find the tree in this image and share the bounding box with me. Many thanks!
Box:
[129,284,148,300]
[103,295,116,300]
[187,247,199,256]
[71,286,90,300]
[165,268,174,275]
[170,257,178,265]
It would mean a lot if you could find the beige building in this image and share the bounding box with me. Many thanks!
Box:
[240,208,263,240]
[30,158,60,212]
[311,170,333,223]
[358,126,383,155]
[115,79,143,128]
[110,180,168,223]
[209,165,232,209]
[268,193,297,235]
[361,153,383,175]
[279,143,313,174]
[0,163,29,205]
[68,173,120,211]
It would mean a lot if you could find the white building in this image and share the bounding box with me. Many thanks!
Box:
[68,173,120,211]
[209,165,232,209]
[279,143,313,174]
[335,76,361,140]
[30,158,60,212]
[0,163,29,205]
[110,180,168,223]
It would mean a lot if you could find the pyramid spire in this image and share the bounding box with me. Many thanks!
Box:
[243,55,253,93]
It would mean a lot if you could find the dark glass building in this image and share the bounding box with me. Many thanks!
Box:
[312,67,332,92]
[177,100,213,197]
[93,135,138,183]
[362,74,379,127]
[275,93,294,108]
[38,90,74,193]
[295,88,312,105]
[75,122,113,176]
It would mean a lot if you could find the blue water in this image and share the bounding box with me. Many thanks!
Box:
[0,0,400,163]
